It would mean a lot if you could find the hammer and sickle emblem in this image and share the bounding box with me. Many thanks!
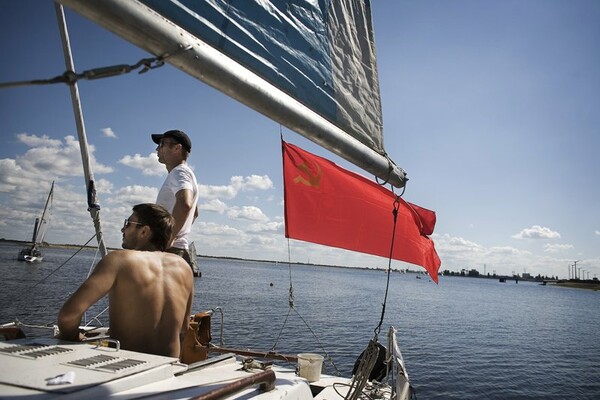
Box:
[294,161,322,187]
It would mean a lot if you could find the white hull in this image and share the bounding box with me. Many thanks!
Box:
[0,326,412,400]
[17,248,43,263]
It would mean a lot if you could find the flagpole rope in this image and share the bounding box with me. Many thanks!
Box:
[373,194,403,340]
[268,237,341,375]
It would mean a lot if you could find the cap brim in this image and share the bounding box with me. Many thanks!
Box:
[151,134,164,145]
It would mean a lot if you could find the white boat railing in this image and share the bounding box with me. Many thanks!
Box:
[387,327,414,400]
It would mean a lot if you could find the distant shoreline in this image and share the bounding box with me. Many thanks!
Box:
[549,281,600,291]
[3,238,598,290]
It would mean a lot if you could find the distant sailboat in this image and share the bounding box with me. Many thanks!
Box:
[17,181,54,263]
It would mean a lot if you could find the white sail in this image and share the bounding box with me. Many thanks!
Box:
[57,0,407,187]
[33,181,54,246]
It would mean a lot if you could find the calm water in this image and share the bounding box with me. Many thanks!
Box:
[1,241,598,399]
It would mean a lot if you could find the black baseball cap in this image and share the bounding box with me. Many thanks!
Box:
[151,130,192,152]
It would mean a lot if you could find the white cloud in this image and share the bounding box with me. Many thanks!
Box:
[118,153,164,176]
[543,243,574,253]
[435,234,484,253]
[200,199,228,214]
[17,134,113,176]
[247,234,277,246]
[246,221,284,233]
[227,206,268,221]
[512,225,561,240]
[488,246,530,256]
[17,133,61,147]
[95,178,114,195]
[101,128,117,139]
[238,175,273,191]
[595,230,600,236]
[111,185,157,205]
[197,221,244,237]
[0,159,28,192]
[0,134,113,195]
[200,175,274,200]
[199,183,237,200]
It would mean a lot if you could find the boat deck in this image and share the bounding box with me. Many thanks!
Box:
[0,337,351,399]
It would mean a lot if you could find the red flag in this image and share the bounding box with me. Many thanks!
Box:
[283,141,441,283]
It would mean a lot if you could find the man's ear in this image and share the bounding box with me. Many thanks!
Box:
[140,225,153,239]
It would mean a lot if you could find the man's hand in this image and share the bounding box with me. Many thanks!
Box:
[56,330,86,342]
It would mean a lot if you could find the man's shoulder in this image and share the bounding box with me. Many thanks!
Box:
[169,164,197,193]
[108,249,140,258]
[163,251,192,267]
[172,163,197,179]
[107,250,190,273]
[107,249,164,262]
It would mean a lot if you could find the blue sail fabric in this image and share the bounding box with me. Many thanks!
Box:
[139,0,384,153]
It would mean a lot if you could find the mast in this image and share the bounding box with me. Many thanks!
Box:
[31,219,39,244]
[54,4,108,256]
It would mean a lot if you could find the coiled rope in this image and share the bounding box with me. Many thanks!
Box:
[342,339,380,400]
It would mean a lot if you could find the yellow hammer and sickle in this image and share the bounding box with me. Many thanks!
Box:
[294,161,322,187]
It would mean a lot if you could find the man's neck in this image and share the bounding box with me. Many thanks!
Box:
[136,244,159,252]
[166,160,186,173]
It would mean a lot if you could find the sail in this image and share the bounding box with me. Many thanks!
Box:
[33,181,54,246]
[57,0,407,188]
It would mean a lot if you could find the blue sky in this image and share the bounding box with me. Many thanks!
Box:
[1,1,598,279]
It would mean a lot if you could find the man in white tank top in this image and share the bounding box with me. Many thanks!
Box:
[152,130,200,276]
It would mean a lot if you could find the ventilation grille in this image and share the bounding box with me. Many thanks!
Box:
[0,343,72,358]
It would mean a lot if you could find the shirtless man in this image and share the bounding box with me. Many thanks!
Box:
[57,203,194,358]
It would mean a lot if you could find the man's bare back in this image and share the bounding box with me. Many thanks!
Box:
[58,246,193,357]
[107,250,193,356]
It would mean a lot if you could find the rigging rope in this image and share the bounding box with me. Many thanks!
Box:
[373,196,402,340]
[0,45,192,90]
[82,242,105,326]
[29,234,98,291]
[268,169,341,375]
[14,234,102,327]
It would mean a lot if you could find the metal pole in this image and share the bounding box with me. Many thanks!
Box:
[54,2,108,256]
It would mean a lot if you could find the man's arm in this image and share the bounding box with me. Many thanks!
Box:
[171,189,195,242]
[57,252,120,341]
